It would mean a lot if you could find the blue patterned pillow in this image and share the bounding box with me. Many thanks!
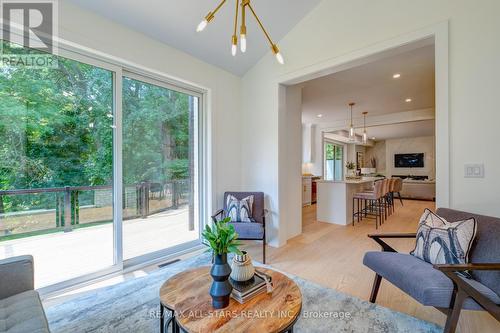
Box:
[226,195,254,222]
[411,209,477,265]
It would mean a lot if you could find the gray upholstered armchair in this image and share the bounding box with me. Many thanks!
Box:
[0,255,50,333]
[363,208,500,333]
[212,192,267,264]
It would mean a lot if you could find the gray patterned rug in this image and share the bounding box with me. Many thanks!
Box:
[45,253,442,333]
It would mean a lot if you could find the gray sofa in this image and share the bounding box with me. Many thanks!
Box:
[0,255,50,333]
[363,208,500,333]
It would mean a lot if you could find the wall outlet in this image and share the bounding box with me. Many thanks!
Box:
[464,164,484,178]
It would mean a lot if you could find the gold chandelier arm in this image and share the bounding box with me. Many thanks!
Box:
[240,0,246,34]
[247,3,274,47]
[233,0,239,36]
[205,0,227,22]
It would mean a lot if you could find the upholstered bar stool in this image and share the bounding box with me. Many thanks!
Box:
[387,178,396,214]
[364,179,389,223]
[353,180,384,229]
[392,178,404,206]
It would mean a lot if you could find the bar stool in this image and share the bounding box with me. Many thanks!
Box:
[352,180,384,229]
[362,178,389,223]
[387,178,396,214]
[392,178,404,206]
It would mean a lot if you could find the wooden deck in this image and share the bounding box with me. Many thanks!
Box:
[0,208,198,288]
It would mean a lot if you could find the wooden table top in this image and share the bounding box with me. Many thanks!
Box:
[159,266,302,333]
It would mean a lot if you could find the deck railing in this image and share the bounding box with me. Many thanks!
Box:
[0,180,190,238]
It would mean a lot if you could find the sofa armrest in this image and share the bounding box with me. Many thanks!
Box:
[368,233,417,239]
[0,255,35,299]
[434,263,500,272]
[434,263,500,320]
[368,233,416,253]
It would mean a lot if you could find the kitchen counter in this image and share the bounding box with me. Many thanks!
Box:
[317,179,374,225]
[316,179,374,184]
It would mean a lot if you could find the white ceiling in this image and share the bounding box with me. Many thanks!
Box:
[364,120,435,141]
[301,45,435,124]
[67,0,321,76]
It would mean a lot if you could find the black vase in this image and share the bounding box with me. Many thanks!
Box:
[210,253,232,309]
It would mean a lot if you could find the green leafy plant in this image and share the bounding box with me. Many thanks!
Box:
[346,161,356,170]
[202,217,243,255]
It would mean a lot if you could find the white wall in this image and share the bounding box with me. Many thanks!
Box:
[280,86,303,241]
[58,2,242,213]
[241,0,500,246]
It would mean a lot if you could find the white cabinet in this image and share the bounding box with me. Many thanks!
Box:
[302,177,312,206]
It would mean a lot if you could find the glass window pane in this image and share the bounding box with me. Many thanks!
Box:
[122,76,199,260]
[0,41,115,288]
[335,146,344,181]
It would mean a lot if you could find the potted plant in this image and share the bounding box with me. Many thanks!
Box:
[202,217,243,309]
[346,161,356,178]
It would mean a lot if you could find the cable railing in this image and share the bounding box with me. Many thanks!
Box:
[0,180,191,239]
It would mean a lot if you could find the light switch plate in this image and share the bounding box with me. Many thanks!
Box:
[464,164,484,178]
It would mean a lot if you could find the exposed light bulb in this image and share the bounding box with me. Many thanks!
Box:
[363,132,368,144]
[275,52,284,64]
[271,45,285,64]
[196,19,208,32]
[349,126,355,140]
[231,35,237,56]
[240,34,247,53]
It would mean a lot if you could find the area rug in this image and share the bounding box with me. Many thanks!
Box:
[45,253,442,333]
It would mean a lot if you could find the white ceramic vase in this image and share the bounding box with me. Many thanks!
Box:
[230,251,255,282]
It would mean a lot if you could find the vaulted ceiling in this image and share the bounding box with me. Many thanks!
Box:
[68,0,322,76]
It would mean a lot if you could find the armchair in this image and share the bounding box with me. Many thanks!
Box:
[363,208,500,333]
[212,192,268,264]
[0,255,50,333]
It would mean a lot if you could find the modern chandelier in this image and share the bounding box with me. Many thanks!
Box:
[196,0,285,64]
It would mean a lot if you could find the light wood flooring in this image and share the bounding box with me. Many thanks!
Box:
[243,200,499,333]
[44,199,499,332]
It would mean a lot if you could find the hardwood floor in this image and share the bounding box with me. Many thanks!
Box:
[243,200,500,333]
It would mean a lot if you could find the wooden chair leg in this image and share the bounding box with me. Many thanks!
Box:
[398,192,404,206]
[370,274,382,303]
[357,198,360,223]
[384,196,388,220]
[444,289,468,333]
[352,197,355,226]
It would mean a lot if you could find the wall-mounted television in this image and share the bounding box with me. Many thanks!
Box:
[394,153,424,168]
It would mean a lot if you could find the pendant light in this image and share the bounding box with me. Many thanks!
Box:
[196,0,284,64]
[362,111,368,144]
[348,102,355,141]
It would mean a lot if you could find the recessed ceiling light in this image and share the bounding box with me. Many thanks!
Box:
[393,73,401,79]
[317,114,323,118]
[405,98,412,102]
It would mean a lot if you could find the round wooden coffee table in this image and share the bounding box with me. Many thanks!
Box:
[159,266,302,333]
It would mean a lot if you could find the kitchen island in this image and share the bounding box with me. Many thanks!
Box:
[316,179,375,225]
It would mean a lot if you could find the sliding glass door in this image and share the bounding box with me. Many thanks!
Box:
[0,40,204,290]
[324,142,344,181]
[0,40,117,288]
[121,74,200,262]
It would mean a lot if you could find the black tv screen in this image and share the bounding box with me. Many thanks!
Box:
[394,153,424,168]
